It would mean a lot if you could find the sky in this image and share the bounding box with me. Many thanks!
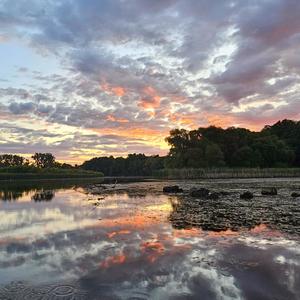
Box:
[0,0,300,163]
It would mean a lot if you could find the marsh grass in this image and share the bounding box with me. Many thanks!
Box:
[155,168,300,179]
[0,166,103,180]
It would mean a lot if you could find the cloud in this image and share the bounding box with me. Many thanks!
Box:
[8,101,35,114]
[211,0,300,102]
[0,0,300,161]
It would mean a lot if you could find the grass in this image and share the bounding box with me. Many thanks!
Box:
[0,166,103,180]
[154,168,300,179]
[2,165,299,180]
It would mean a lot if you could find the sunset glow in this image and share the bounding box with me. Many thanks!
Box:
[1,0,300,163]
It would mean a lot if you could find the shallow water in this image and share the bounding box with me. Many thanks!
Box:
[0,180,299,299]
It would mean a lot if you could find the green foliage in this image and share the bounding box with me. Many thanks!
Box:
[32,153,56,168]
[232,146,261,167]
[262,119,300,166]
[0,166,103,180]
[0,165,37,173]
[165,119,299,169]
[1,119,299,178]
[81,154,164,176]
[251,135,294,167]
[0,153,102,180]
[0,154,28,167]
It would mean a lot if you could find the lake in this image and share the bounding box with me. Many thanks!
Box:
[0,179,299,299]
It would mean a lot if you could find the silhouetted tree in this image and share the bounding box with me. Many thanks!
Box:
[81,154,164,176]
[32,153,56,168]
[165,119,298,169]
[0,154,28,167]
[80,119,299,173]
[232,146,261,167]
[165,129,225,168]
[263,119,300,166]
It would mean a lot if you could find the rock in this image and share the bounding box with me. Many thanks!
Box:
[163,185,183,193]
[189,188,210,198]
[291,192,300,198]
[207,192,219,200]
[261,187,277,195]
[170,184,300,235]
[240,191,254,199]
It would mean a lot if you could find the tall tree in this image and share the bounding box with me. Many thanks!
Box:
[165,119,298,169]
[0,154,27,167]
[263,119,300,166]
[32,153,56,168]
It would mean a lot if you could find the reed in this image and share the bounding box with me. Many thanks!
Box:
[0,167,103,180]
[154,168,300,179]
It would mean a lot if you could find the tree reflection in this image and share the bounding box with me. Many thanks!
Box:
[31,190,55,202]
[0,178,103,202]
[0,190,24,201]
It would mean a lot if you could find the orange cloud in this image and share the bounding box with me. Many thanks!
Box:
[203,111,271,131]
[100,81,126,97]
[111,86,126,97]
[168,113,199,129]
[91,126,166,141]
[106,114,129,123]
[138,86,161,110]
[205,114,237,128]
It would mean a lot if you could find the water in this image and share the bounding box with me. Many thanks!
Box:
[0,179,299,299]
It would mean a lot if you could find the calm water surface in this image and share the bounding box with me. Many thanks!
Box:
[0,180,299,299]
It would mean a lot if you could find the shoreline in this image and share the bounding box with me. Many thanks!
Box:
[1,174,300,182]
[0,173,103,181]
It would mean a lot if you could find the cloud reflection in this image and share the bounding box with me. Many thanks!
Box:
[0,184,299,299]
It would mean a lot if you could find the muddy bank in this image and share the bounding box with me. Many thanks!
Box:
[82,177,300,195]
[83,178,300,236]
[170,191,300,235]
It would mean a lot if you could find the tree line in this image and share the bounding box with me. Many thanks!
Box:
[165,119,300,168]
[81,154,164,176]
[81,119,300,175]
[0,153,73,170]
[1,119,300,176]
